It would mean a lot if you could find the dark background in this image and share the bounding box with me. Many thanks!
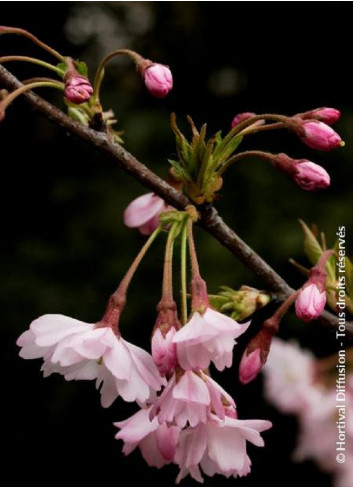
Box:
[1,2,352,486]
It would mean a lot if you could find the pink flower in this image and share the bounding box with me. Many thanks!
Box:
[172,308,250,371]
[299,120,342,151]
[17,314,165,407]
[292,161,330,190]
[174,414,272,483]
[151,327,178,377]
[150,371,236,429]
[144,64,173,98]
[115,406,181,468]
[262,338,318,414]
[64,75,93,104]
[123,192,171,235]
[239,348,262,385]
[295,283,326,322]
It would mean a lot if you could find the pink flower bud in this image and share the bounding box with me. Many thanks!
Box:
[144,64,173,98]
[292,161,330,191]
[239,348,263,384]
[306,107,341,125]
[64,75,93,104]
[299,120,342,151]
[231,112,256,128]
[295,283,326,322]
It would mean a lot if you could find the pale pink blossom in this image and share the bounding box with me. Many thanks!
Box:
[64,75,93,104]
[114,406,181,468]
[17,314,165,407]
[172,308,250,371]
[239,348,262,385]
[151,327,178,377]
[150,371,236,428]
[262,338,318,414]
[292,161,330,191]
[174,414,272,483]
[295,283,326,322]
[144,64,173,98]
[299,120,342,151]
[123,192,171,235]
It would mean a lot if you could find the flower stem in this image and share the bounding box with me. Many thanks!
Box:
[180,221,188,324]
[116,226,162,299]
[0,55,64,76]
[187,217,201,279]
[0,80,64,118]
[162,222,180,302]
[230,113,292,136]
[217,150,275,175]
[0,27,64,61]
[92,49,147,102]
[264,290,300,333]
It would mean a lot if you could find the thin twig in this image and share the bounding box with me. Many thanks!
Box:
[0,64,351,335]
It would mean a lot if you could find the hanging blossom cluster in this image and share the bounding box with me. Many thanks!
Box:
[263,339,353,486]
[17,210,272,483]
[1,26,351,484]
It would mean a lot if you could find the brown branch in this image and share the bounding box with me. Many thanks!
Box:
[0,64,351,335]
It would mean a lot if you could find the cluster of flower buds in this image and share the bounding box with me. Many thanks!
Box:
[17,212,272,483]
[0,26,172,137]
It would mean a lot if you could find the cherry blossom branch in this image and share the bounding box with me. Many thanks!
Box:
[0,64,351,334]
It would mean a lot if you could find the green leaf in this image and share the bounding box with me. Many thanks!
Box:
[299,219,323,265]
[76,61,88,76]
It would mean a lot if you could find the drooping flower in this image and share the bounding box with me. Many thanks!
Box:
[144,63,173,98]
[173,308,250,371]
[114,406,181,469]
[124,192,171,235]
[17,314,165,407]
[64,74,93,104]
[151,327,178,377]
[174,414,272,483]
[295,283,326,322]
[298,120,342,151]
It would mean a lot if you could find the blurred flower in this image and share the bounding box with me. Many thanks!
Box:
[292,161,330,190]
[299,107,341,125]
[123,192,171,235]
[231,112,256,127]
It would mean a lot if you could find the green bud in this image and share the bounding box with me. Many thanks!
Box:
[209,285,271,321]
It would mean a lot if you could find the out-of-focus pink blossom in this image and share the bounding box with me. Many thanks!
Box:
[172,308,250,371]
[151,327,178,377]
[123,192,171,235]
[239,348,263,385]
[17,314,165,407]
[262,338,318,415]
[295,283,326,322]
[115,406,180,468]
[292,161,330,190]
[299,120,342,151]
[144,64,173,98]
[64,75,93,104]
[174,414,272,483]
